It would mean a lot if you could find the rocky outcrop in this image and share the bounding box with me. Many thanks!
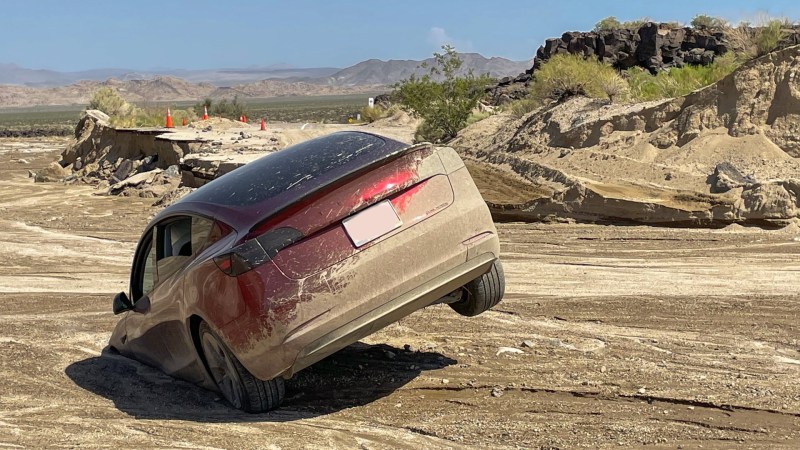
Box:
[534,24,730,73]
[458,45,800,226]
[486,23,800,105]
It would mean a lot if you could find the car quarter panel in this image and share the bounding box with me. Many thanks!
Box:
[220,153,499,381]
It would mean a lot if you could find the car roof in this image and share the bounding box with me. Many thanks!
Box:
[153,131,413,233]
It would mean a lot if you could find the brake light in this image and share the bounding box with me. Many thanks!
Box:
[214,227,303,276]
[359,169,415,204]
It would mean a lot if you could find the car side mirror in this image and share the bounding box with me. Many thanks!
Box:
[112,292,133,315]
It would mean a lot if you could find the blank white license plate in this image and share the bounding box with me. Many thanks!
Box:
[343,200,402,247]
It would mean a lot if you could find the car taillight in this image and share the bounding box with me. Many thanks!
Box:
[214,227,303,276]
[359,169,415,204]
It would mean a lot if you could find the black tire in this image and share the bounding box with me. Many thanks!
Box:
[198,321,285,413]
[450,259,505,317]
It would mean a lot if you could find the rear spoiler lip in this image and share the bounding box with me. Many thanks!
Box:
[242,142,434,243]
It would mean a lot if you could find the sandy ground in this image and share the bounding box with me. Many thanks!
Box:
[1,139,799,449]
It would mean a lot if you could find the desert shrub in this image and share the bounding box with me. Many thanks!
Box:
[507,97,540,118]
[211,96,249,120]
[191,96,249,120]
[691,15,727,29]
[193,98,212,117]
[394,45,493,143]
[626,53,740,101]
[594,16,621,32]
[597,70,631,103]
[724,23,758,58]
[413,119,447,144]
[87,88,195,128]
[360,105,386,123]
[755,19,788,56]
[88,87,133,117]
[107,106,195,128]
[621,17,651,29]
[465,110,492,127]
[661,21,684,30]
[530,54,627,103]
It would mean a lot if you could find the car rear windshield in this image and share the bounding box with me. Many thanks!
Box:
[180,132,409,207]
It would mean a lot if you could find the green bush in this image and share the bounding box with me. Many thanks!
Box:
[87,88,196,128]
[192,96,249,120]
[756,20,788,56]
[211,96,249,120]
[626,53,740,101]
[193,98,212,117]
[530,54,628,104]
[507,97,539,118]
[691,15,727,29]
[594,16,621,32]
[108,106,195,128]
[394,45,493,143]
[360,105,386,123]
[88,87,133,117]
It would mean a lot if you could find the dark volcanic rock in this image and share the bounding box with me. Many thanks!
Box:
[486,23,800,106]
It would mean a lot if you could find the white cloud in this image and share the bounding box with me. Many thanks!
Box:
[428,27,452,47]
[427,27,473,51]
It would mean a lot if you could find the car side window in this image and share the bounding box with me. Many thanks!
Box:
[154,216,216,283]
[141,241,156,295]
[131,233,156,302]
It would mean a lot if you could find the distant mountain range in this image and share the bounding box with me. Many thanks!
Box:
[0,77,378,108]
[0,63,341,87]
[321,53,531,86]
[1,54,530,87]
[0,54,532,107]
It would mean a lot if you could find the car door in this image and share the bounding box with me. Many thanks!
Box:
[123,214,215,380]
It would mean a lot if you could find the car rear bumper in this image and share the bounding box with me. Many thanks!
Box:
[286,251,497,377]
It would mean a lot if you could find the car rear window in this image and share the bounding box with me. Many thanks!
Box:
[180,132,408,207]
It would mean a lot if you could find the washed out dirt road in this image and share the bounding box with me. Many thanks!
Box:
[1,139,799,449]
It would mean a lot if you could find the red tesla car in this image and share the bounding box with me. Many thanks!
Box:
[110,131,504,412]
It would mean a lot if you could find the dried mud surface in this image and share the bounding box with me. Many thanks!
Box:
[1,139,799,449]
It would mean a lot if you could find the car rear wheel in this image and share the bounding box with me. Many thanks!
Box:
[198,321,285,413]
[450,259,505,317]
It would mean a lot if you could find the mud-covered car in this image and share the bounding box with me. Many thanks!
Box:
[110,131,504,412]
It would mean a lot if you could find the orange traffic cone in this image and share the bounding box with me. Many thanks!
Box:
[181,117,186,126]
[239,115,244,123]
[202,106,208,120]
[260,118,266,131]
[165,109,174,128]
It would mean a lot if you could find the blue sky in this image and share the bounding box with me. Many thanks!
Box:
[2,0,800,71]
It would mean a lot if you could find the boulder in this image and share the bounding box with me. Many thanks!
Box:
[33,162,70,183]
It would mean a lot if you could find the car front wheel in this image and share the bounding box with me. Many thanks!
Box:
[198,321,285,413]
[450,259,505,317]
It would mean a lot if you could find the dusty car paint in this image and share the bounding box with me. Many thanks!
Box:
[110,131,501,397]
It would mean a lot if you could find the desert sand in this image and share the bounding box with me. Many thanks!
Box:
[1,135,799,448]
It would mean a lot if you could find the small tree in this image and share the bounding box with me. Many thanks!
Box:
[394,45,493,143]
[594,16,621,32]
